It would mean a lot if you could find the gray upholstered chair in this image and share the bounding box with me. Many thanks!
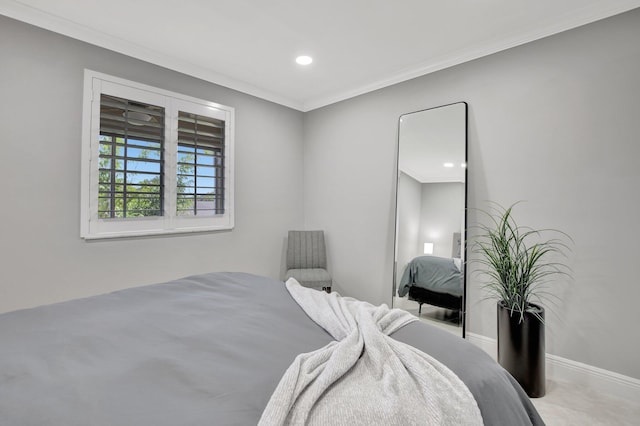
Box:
[285,230,332,292]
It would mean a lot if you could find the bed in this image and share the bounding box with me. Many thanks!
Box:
[0,272,543,425]
[398,255,464,313]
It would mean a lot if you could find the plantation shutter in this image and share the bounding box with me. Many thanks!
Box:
[176,111,225,216]
[98,94,165,218]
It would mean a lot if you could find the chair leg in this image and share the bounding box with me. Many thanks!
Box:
[418,303,423,315]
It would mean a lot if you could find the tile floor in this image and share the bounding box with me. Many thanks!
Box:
[532,380,640,425]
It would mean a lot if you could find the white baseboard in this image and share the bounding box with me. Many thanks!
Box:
[466,332,640,404]
[466,332,497,359]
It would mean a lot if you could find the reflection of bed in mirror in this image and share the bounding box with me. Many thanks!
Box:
[397,254,463,314]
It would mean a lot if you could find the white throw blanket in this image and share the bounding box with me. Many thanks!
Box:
[259,279,483,426]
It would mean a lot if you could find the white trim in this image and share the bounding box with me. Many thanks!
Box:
[465,332,497,360]
[80,70,93,239]
[81,70,235,240]
[302,2,640,111]
[3,0,639,111]
[465,332,640,404]
[0,0,303,111]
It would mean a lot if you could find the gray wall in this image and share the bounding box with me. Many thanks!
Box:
[395,172,422,287]
[419,182,464,259]
[0,16,304,313]
[303,9,640,379]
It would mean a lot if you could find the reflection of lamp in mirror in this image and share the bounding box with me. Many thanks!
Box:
[423,242,434,255]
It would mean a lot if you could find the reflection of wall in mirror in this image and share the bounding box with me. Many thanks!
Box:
[396,174,464,287]
[419,182,464,259]
[452,232,462,258]
[396,172,422,287]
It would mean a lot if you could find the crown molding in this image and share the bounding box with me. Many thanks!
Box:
[301,1,640,111]
[0,0,304,111]
[2,0,639,112]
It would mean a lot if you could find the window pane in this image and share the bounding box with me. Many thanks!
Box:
[177,111,225,216]
[127,147,161,161]
[98,171,111,184]
[178,164,195,175]
[177,152,194,164]
[99,143,112,156]
[126,160,160,174]
[99,159,112,170]
[127,139,161,150]
[196,155,214,166]
[177,185,195,194]
[177,194,195,215]
[196,147,215,155]
[197,177,215,188]
[99,94,164,218]
[196,166,215,177]
[177,176,195,188]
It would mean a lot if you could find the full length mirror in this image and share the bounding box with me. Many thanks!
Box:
[392,102,467,337]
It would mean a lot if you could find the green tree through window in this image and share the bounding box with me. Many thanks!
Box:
[98,95,164,218]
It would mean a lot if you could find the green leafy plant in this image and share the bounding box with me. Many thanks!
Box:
[472,202,572,323]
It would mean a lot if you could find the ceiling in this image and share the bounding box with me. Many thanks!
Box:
[399,103,466,184]
[2,0,639,111]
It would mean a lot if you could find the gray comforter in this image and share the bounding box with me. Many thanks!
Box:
[398,255,463,297]
[0,272,543,425]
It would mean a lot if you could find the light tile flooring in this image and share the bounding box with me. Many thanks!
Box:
[393,297,640,425]
[532,380,640,425]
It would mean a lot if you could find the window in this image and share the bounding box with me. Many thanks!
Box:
[81,70,234,239]
[176,111,225,217]
[98,94,165,219]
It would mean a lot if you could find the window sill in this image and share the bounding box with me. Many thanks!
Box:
[82,224,234,240]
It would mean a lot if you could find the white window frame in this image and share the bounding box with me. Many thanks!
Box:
[81,70,234,239]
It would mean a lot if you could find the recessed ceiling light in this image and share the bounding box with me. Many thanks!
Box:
[296,55,313,65]
[443,162,454,168]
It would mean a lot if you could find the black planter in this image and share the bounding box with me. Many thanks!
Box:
[497,302,545,398]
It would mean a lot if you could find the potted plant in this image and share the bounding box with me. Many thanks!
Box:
[472,202,571,398]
